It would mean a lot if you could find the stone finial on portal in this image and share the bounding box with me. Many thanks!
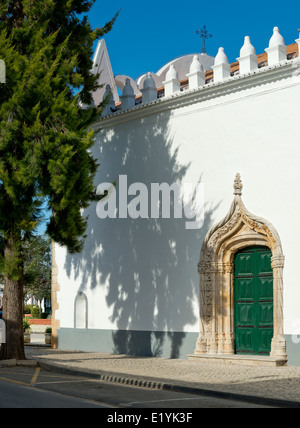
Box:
[212,47,231,83]
[141,72,157,104]
[186,55,206,90]
[163,65,180,97]
[237,36,258,74]
[265,27,287,66]
[233,173,243,196]
[120,78,136,111]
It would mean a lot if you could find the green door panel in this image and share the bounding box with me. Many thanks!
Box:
[234,246,273,355]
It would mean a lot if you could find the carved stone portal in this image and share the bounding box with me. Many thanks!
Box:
[194,174,287,360]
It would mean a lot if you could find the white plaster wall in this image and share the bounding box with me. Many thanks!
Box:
[55,71,300,337]
[56,244,119,330]
[165,79,300,336]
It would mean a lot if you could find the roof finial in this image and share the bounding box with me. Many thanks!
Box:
[196,25,213,54]
[233,173,243,196]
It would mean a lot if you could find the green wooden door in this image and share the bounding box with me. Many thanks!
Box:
[234,246,273,355]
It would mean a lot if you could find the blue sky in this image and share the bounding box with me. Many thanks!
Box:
[36,0,300,235]
[88,0,300,81]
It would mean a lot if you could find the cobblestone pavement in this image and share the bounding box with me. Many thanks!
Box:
[23,347,300,406]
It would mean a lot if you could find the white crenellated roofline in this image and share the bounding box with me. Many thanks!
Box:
[93,53,300,129]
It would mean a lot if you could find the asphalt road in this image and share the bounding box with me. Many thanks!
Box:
[0,378,108,408]
[0,366,276,409]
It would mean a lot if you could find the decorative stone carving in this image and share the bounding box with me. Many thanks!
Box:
[271,255,285,269]
[233,173,243,195]
[193,174,287,361]
[209,208,241,247]
[223,263,234,274]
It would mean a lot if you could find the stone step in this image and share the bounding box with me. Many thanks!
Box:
[188,353,287,367]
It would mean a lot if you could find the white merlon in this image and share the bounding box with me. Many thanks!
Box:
[141,72,157,104]
[265,27,287,66]
[101,84,116,117]
[269,26,285,47]
[212,47,231,82]
[214,47,229,66]
[120,78,136,111]
[163,65,180,97]
[186,55,206,90]
[237,36,258,74]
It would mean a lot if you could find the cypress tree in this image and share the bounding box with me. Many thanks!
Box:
[0,1,117,359]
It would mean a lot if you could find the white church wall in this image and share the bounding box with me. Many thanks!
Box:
[168,81,300,338]
[54,37,300,361]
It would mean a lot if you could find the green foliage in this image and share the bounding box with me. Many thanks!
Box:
[45,327,52,334]
[23,318,32,333]
[0,1,118,259]
[23,305,32,314]
[30,306,41,319]
[0,232,3,284]
[0,1,117,359]
[23,235,52,302]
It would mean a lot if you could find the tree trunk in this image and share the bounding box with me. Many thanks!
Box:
[0,233,25,360]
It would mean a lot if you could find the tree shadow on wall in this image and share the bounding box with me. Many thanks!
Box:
[65,110,219,358]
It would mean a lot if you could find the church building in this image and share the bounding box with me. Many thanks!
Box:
[52,26,300,366]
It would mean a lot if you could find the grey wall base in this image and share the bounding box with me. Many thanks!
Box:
[285,335,300,367]
[57,328,198,359]
[57,329,300,366]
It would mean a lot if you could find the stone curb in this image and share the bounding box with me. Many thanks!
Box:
[25,343,51,348]
[0,359,39,368]
[34,358,300,408]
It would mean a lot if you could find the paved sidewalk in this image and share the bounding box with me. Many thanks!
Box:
[23,346,300,407]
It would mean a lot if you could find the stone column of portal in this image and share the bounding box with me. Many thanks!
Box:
[270,255,287,360]
[221,262,235,354]
[194,261,210,354]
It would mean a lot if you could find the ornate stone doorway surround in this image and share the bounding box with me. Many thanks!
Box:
[193,174,287,363]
